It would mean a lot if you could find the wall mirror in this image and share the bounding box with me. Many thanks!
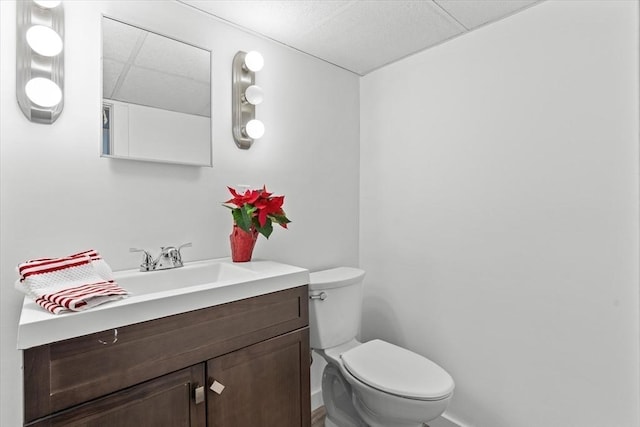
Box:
[101,16,212,167]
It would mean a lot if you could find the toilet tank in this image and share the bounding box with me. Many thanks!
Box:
[308,267,366,350]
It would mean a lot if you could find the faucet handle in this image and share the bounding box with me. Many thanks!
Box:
[130,247,151,256]
[130,247,154,271]
[173,242,192,265]
[158,243,191,267]
[178,242,192,251]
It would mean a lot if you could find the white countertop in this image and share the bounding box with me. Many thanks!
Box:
[17,258,309,349]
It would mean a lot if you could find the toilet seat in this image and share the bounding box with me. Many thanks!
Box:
[341,339,454,401]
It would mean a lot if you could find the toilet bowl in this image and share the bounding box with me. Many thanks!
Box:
[309,267,454,427]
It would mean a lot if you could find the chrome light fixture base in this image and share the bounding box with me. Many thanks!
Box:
[232,51,262,149]
[16,0,64,124]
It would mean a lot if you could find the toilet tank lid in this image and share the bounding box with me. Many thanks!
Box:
[309,267,365,290]
[341,339,454,401]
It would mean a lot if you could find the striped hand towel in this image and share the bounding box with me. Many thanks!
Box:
[15,250,128,315]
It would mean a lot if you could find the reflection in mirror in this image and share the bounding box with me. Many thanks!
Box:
[101,17,212,166]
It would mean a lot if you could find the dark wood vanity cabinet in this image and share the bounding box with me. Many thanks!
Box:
[27,365,207,427]
[23,286,310,427]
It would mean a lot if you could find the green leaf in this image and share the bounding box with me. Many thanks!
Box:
[270,214,291,225]
[240,205,252,229]
[230,209,245,230]
[232,206,255,232]
[256,218,273,239]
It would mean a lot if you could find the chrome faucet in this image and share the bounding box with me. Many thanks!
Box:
[130,243,192,272]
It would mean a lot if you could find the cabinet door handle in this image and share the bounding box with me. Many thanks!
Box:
[209,379,225,395]
[193,385,205,404]
[97,328,118,345]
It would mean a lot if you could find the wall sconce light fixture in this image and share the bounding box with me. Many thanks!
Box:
[16,0,64,124]
[232,50,264,149]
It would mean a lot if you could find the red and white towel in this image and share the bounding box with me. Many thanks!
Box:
[15,250,128,315]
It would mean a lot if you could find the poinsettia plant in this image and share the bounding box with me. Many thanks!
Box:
[223,186,291,239]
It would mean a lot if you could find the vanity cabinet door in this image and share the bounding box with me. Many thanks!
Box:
[207,328,311,427]
[27,365,206,427]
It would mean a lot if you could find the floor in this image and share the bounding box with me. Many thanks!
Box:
[311,406,449,427]
[311,406,326,427]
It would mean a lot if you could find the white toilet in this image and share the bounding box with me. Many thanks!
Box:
[309,267,454,427]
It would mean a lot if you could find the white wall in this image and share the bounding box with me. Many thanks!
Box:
[360,1,639,426]
[0,1,359,426]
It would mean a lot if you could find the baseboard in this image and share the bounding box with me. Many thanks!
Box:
[311,391,466,427]
[311,388,324,411]
[433,412,467,427]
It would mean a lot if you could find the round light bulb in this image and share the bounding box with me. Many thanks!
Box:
[244,119,264,139]
[244,51,263,72]
[243,85,264,105]
[26,26,63,56]
[25,77,62,107]
[33,0,61,8]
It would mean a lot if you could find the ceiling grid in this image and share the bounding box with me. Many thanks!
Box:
[180,0,542,75]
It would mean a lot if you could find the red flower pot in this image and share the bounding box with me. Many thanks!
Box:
[230,225,259,262]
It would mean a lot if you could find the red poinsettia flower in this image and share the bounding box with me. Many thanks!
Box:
[225,187,261,207]
[222,186,291,238]
[254,195,285,227]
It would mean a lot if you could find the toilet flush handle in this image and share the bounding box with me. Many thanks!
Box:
[309,292,327,301]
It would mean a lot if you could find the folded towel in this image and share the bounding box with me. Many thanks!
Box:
[15,250,128,315]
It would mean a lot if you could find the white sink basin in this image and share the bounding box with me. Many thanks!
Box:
[115,259,258,295]
[17,258,309,349]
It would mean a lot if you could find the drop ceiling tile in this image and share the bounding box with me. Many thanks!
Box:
[115,67,210,117]
[180,0,542,75]
[102,17,141,62]
[434,0,540,29]
[182,0,354,42]
[102,58,125,99]
[296,0,465,74]
[135,31,210,84]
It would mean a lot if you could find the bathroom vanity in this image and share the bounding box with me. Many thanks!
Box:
[18,259,311,427]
